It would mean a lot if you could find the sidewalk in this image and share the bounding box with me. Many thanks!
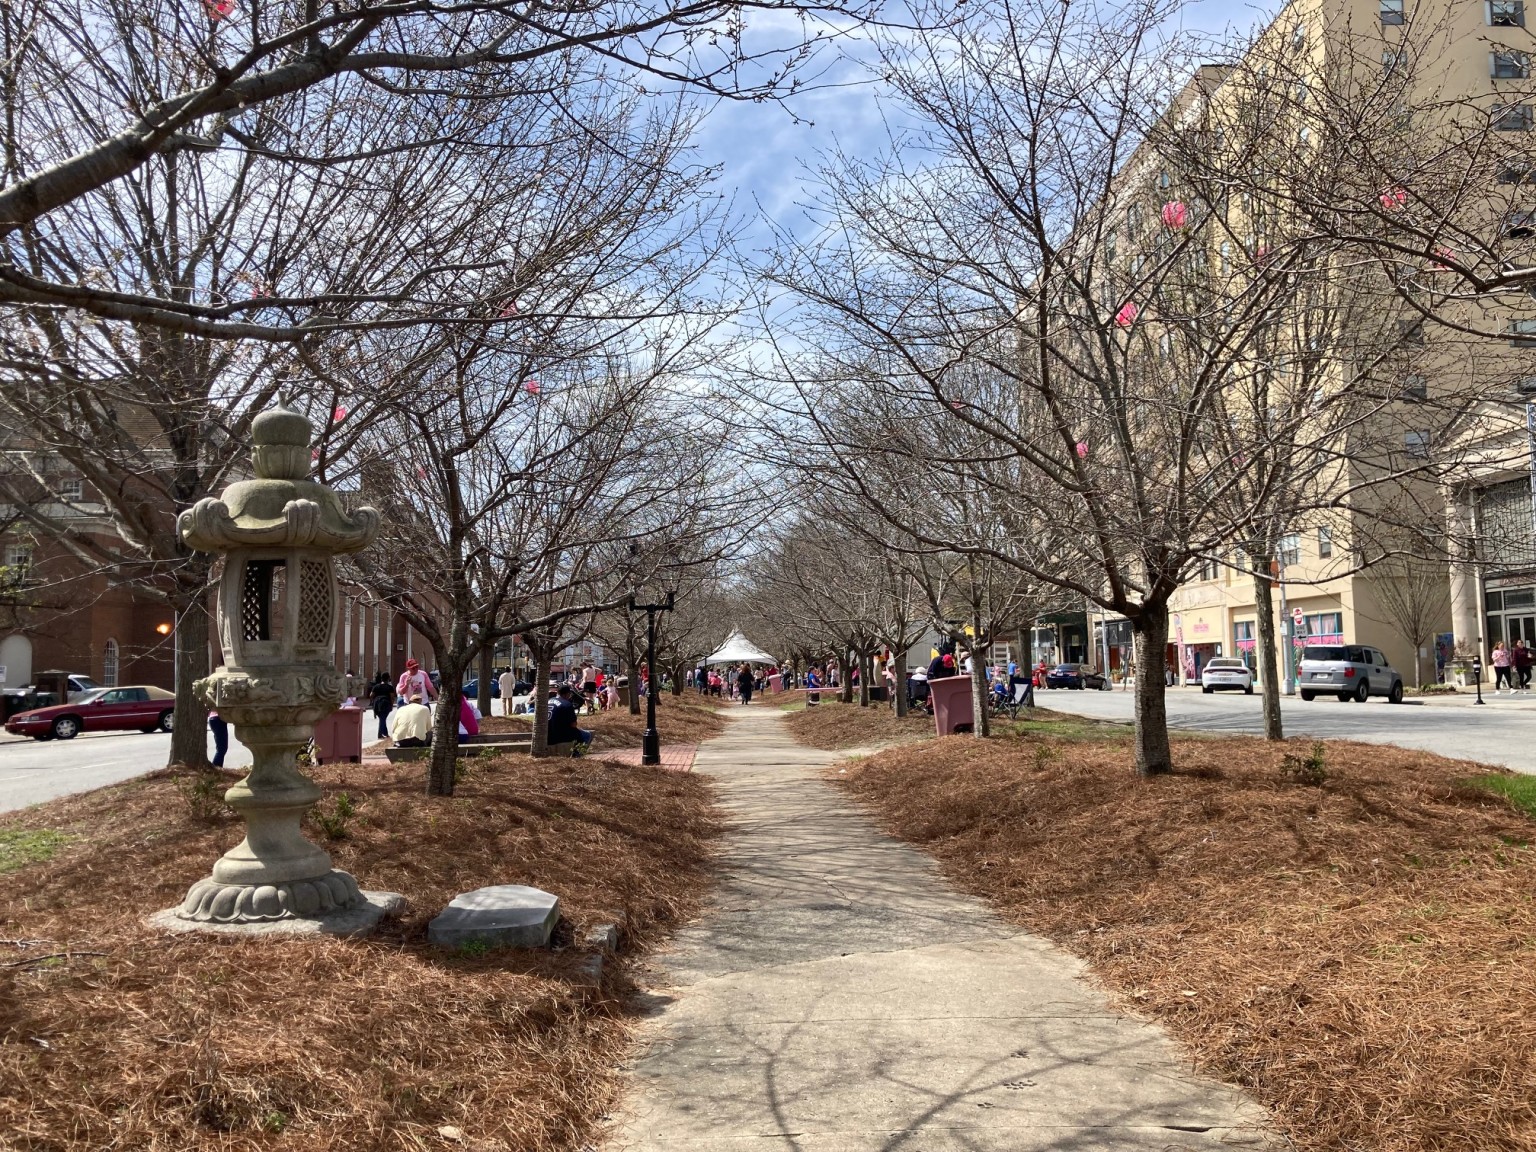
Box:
[612,708,1279,1151]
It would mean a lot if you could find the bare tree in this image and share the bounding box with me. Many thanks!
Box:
[758,0,1505,775]
[0,0,884,336]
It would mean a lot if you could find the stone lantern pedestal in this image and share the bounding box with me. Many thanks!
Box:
[151,403,402,936]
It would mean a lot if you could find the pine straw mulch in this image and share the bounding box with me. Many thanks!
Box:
[832,732,1536,1152]
[781,699,937,750]
[480,694,726,750]
[0,752,723,1152]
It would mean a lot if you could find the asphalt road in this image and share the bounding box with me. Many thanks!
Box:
[0,728,256,814]
[1037,684,1536,774]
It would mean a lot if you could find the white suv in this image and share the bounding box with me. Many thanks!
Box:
[1298,644,1405,704]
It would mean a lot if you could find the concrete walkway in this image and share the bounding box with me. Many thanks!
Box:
[612,708,1280,1151]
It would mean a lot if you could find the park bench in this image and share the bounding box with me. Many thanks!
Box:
[384,738,532,764]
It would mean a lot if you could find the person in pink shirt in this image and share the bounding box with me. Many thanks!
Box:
[458,694,480,737]
[396,658,436,705]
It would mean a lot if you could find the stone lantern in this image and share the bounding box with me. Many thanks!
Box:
[171,403,383,926]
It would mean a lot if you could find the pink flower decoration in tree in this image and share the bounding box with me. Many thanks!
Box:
[310,449,320,461]
[416,465,427,480]
[1076,441,1089,458]
[333,405,348,422]
[1430,247,1457,271]
[1160,201,1188,229]
[1380,187,1407,210]
[1114,301,1139,328]
[205,0,235,18]
[524,380,541,394]
[499,300,518,318]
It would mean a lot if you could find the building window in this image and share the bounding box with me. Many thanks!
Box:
[3,544,32,579]
[1279,534,1301,566]
[1494,103,1534,130]
[1126,203,1141,239]
[1398,318,1426,345]
[1318,526,1333,558]
[58,478,82,501]
[1517,376,1536,395]
[1383,48,1406,76]
[1381,0,1405,22]
[1304,612,1344,639]
[1495,50,1531,77]
[1509,317,1536,345]
[1491,0,1526,26]
[1219,242,1232,274]
[1157,170,1172,190]
[1291,21,1307,48]
[1404,430,1431,456]
[102,639,118,687]
[1402,373,1428,400]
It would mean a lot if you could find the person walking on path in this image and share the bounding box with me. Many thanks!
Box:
[396,658,436,706]
[207,710,228,768]
[614,708,1274,1150]
[736,662,755,705]
[1516,640,1533,692]
[369,673,394,739]
[1493,641,1513,693]
[497,668,517,716]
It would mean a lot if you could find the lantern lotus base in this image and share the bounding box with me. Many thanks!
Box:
[176,869,366,923]
[151,889,405,939]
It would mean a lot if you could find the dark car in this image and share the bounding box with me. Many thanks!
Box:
[1044,663,1110,690]
[461,678,501,699]
[4,685,177,740]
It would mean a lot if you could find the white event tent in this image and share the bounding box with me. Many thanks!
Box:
[703,630,778,666]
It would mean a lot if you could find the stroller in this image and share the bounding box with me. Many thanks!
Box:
[906,673,932,714]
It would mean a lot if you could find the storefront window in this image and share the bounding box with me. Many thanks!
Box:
[1233,620,1256,671]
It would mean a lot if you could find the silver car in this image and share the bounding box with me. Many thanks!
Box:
[1297,644,1405,704]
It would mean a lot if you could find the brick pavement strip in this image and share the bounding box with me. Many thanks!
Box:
[596,744,698,772]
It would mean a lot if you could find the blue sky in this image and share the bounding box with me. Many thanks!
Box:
[690,0,1286,255]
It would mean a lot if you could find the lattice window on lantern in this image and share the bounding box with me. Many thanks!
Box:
[241,560,283,640]
[297,560,333,645]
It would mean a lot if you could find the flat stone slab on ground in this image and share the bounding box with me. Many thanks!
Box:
[147,890,406,938]
[428,884,560,949]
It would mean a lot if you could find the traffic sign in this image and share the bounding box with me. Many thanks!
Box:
[1292,607,1304,625]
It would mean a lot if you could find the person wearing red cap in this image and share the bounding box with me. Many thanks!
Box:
[395,658,436,707]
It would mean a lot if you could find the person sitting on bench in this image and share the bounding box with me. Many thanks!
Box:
[547,685,593,751]
[388,693,433,747]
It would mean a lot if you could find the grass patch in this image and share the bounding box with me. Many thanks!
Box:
[0,827,68,874]
[833,733,1536,1152]
[1462,772,1536,819]
[0,752,723,1150]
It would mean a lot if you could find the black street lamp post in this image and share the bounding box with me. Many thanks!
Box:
[629,588,675,765]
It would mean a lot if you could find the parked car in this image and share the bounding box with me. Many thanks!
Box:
[461,678,502,700]
[1044,662,1109,690]
[1297,644,1405,703]
[4,685,177,740]
[1200,657,1254,694]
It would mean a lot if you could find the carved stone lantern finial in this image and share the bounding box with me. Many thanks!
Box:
[166,403,389,929]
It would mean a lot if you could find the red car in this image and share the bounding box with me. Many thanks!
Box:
[4,686,176,740]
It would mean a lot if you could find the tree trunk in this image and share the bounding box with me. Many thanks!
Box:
[1251,564,1285,741]
[1016,624,1033,681]
[969,634,991,738]
[1131,602,1173,776]
[427,659,464,796]
[892,649,908,716]
[858,650,871,707]
[168,591,212,769]
[476,644,493,717]
[626,637,642,716]
[839,651,854,703]
[530,650,554,756]
[671,660,686,695]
